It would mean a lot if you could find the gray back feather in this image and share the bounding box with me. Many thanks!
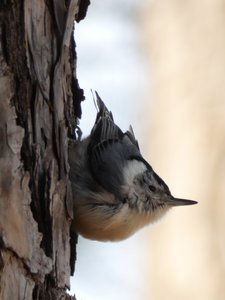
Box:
[88,92,142,196]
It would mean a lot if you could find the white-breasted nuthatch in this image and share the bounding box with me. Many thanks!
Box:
[68,92,197,241]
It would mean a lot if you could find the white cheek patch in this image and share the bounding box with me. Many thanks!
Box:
[122,160,147,187]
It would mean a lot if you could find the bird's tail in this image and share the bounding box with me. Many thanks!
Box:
[90,91,123,144]
[92,90,114,122]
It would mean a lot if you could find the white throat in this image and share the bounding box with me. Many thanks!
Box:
[122,160,147,187]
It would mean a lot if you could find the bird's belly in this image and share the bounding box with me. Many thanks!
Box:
[73,203,152,241]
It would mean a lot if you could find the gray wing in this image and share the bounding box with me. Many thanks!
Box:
[88,92,142,196]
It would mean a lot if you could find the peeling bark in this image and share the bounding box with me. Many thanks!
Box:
[0,0,89,298]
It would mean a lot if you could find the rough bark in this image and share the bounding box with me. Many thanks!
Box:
[0,0,89,298]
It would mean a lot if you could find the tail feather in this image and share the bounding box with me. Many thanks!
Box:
[93,91,114,122]
[90,91,123,146]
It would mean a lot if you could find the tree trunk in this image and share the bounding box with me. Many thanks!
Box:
[0,0,89,298]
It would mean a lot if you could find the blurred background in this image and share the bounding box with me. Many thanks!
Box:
[70,0,225,299]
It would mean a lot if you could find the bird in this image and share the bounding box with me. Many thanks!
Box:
[68,92,197,241]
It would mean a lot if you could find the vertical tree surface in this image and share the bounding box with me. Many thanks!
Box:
[0,0,89,298]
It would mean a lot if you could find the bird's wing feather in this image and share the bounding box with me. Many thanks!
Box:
[126,125,140,150]
[88,92,142,196]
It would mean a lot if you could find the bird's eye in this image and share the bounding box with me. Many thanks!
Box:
[149,185,156,192]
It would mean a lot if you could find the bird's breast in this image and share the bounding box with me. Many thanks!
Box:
[73,201,153,241]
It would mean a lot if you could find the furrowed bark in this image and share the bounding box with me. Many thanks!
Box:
[0,0,89,298]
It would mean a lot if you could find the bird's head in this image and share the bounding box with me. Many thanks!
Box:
[122,159,197,221]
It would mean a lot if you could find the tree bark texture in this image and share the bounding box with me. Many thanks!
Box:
[0,0,89,298]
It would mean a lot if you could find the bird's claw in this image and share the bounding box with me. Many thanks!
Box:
[75,125,83,141]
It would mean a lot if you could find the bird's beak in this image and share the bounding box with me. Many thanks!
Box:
[167,196,198,206]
